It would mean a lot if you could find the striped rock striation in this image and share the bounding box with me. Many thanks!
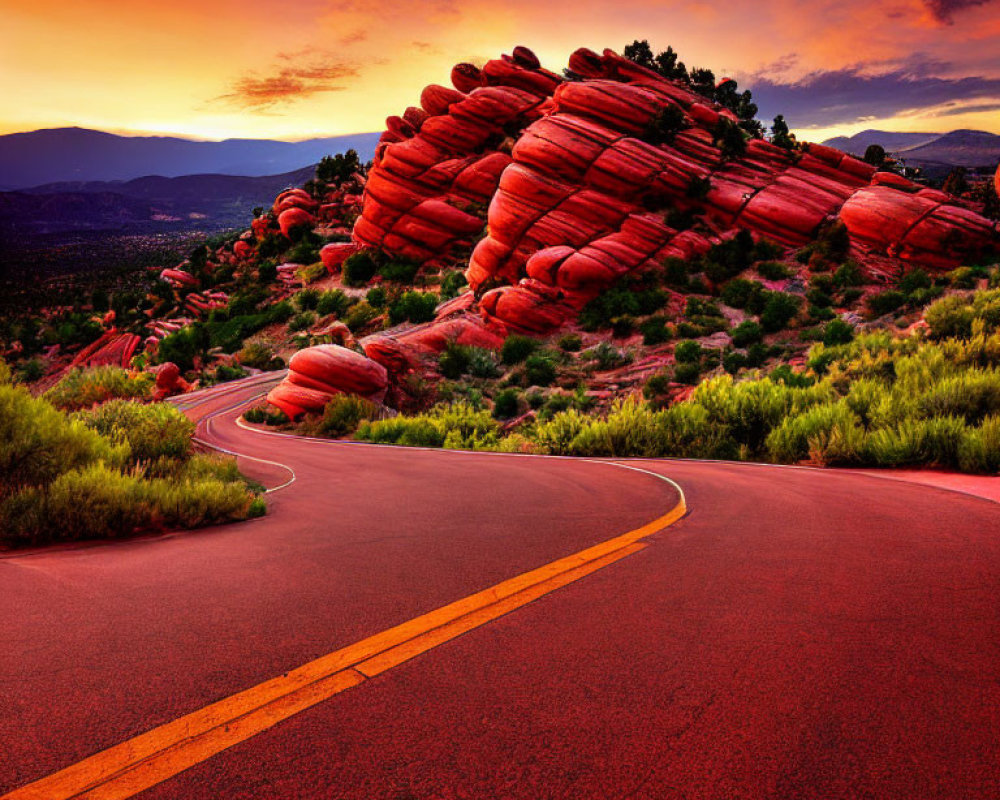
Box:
[266,46,999,418]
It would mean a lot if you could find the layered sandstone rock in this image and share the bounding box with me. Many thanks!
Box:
[266,344,389,418]
[352,49,560,265]
[67,330,141,370]
[267,45,999,417]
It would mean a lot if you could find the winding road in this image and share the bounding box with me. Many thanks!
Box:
[2,373,999,799]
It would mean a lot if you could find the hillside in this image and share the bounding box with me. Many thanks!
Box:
[5,43,999,475]
[0,128,380,190]
[823,128,1000,170]
[2,166,317,235]
[822,130,941,155]
[896,129,1000,168]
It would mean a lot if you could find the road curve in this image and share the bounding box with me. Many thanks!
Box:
[2,374,999,799]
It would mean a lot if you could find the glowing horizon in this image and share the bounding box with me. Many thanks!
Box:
[2,0,999,145]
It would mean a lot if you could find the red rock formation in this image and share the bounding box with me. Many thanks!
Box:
[267,45,999,415]
[278,207,316,238]
[839,186,996,270]
[152,362,191,400]
[67,330,141,370]
[159,268,199,288]
[352,48,559,265]
[320,242,358,273]
[266,344,389,418]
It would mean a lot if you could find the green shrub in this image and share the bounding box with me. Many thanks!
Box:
[640,317,672,345]
[660,257,689,288]
[379,260,420,283]
[899,268,932,295]
[948,267,979,289]
[294,288,320,311]
[766,402,863,465]
[757,261,791,280]
[866,290,907,317]
[673,340,702,363]
[501,335,539,365]
[806,288,833,308]
[524,352,558,386]
[925,290,1000,339]
[863,417,967,468]
[557,333,583,352]
[440,270,468,300]
[833,260,865,288]
[18,359,45,382]
[237,342,275,370]
[533,409,590,455]
[289,311,317,332]
[343,302,381,332]
[721,278,765,310]
[317,289,354,317]
[320,394,376,437]
[916,370,1000,423]
[958,416,1000,473]
[674,362,701,384]
[0,386,260,545]
[342,251,379,287]
[578,285,666,330]
[760,292,802,332]
[356,402,499,450]
[0,383,126,498]
[493,388,521,419]
[722,350,747,374]
[730,320,763,348]
[44,366,152,411]
[79,400,194,467]
[389,291,438,324]
[365,287,387,309]
[586,341,630,370]
[822,318,854,346]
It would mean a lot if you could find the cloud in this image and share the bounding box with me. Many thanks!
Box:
[923,0,997,23]
[935,100,1000,115]
[214,56,359,111]
[747,63,1000,127]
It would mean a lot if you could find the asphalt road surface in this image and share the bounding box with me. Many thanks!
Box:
[2,373,998,799]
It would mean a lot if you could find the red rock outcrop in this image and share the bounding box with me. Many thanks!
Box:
[320,242,358,273]
[266,344,389,418]
[152,362,191,400]
[159,268,199,288]
[67,330,141,370]
[352,49,561,265]
[267,45,999,416]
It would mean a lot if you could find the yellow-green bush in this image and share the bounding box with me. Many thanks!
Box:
[78,400,194,468]
[44,366,152,411]
[0,368,263,546]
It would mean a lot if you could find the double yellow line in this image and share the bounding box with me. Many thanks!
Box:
[4,478,685,800]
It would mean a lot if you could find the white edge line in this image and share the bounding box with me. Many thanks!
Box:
[189,390,296,495]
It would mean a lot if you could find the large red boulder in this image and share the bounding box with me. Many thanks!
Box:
[320,242,358,272]
[267,345,388,418]
[159,268,198,288]
[278,207,316,238]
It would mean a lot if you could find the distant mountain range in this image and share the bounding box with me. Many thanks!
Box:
[0,165,317,238]
[0,127,380,190]
[821,129,1000,170]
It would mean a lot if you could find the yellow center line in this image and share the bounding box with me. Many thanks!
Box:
[3,491,686,800]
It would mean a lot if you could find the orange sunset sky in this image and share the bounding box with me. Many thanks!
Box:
[2,0,999,142]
